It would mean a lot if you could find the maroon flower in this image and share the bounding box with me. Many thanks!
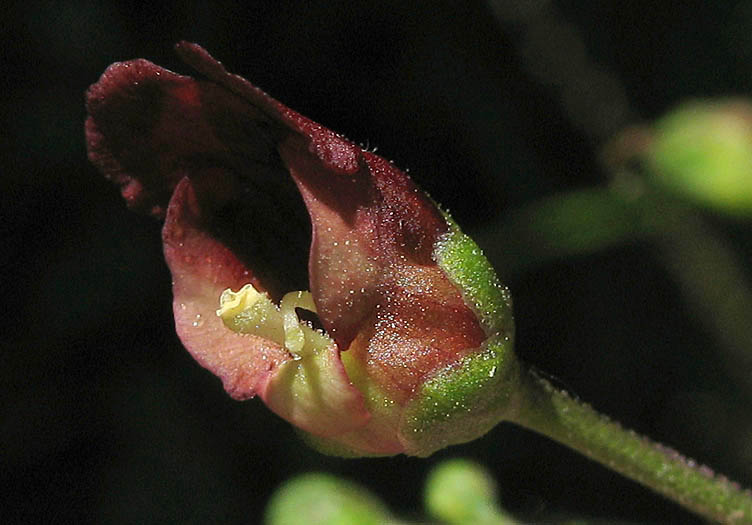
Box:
[86,43,516,456]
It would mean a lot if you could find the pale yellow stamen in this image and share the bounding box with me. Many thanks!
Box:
[216,283,332,357]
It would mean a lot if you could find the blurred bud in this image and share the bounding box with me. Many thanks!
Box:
[264,473,392,525]
[646,99,752,216]
[424,458,515,524]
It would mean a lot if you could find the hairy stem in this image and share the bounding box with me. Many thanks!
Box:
[510,365,752,523]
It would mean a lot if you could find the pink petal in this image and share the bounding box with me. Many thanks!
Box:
[262,346,371,438]
[163,177,291,399]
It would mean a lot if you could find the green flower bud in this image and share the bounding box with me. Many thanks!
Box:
[265,473,392,525]
[425,458,515,525]
[647,99,752,216]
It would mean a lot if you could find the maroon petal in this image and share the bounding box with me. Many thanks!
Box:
[287,147,455,349]
[85,58,244,217]
[85,47,311,298]
[163,177,291,399]
[171,43,460,353]
[174,41,363,177]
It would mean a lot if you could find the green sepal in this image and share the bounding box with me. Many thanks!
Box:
[400,215,520,456]
[434,213,514,337]
[401,336,520,457]
[293,212,522,458]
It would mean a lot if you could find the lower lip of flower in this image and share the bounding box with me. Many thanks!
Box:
[216,283,334,358]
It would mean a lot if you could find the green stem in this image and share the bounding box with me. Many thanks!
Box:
[477,188,645,277]
[486,182,752,402]
[509,365,752,524]
[652,211,752,402]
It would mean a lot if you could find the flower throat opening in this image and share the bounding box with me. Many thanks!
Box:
[216,284,333,357]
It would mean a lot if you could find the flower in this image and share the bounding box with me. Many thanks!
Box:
[86,42,518,457]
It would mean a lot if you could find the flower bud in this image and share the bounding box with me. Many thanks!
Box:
[425,459,514,524]
[646,99,752,216]
[265,473,392,525]
[86,42,518,457]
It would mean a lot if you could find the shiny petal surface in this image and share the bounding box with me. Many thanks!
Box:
[163,177,291,399]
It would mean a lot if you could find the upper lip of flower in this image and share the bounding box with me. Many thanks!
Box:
[85,46,312,298]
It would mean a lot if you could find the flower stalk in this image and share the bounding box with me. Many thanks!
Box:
[511,366,752,523]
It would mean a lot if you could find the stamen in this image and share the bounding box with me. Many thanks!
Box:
[216,284,333,356]
[280,291,309,354]
[216,284,285,343]
[279,290,333,354]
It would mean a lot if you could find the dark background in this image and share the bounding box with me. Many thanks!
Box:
[4,1,752,522]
